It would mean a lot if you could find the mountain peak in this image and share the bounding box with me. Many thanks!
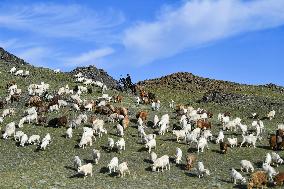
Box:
[0,47,28,65]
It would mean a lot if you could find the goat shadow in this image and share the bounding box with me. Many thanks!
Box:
[100,145,112,153]
[184,172,196,177]
[137,147,147,153]
[99,167,109,174]
[211,149,223,154]
[83,159,93,164]
[176,163,187,171]
[64,166,77,171]
[69,173,84,179]
[187,147,197,153]
[145,166,152,172]
[257,145,271,150]
[143,159,152,164]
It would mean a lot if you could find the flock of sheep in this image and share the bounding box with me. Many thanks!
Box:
[1,66,284,188]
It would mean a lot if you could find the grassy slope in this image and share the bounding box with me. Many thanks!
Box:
[0,61,283,189]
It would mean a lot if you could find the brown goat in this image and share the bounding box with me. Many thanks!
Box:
[136,111,148,121]
[197,120,212,130]
[116,107,128,117]
[247,171,268,189]
[274,172,284,186]
[114,95,123,103]
[186,154,197,171]
[121,116,130,129]
[269,135,277,151]
[220,142,228,154]
[26,96,43,107]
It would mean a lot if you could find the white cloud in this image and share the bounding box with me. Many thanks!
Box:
[0,3,125,42]
[64,47,115,67]
[15,47,56,67]
[122,0,284,65]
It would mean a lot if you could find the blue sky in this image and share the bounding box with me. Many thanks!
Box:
[1,0,284,86]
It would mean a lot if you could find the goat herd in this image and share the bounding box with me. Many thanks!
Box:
[1,66,284,188]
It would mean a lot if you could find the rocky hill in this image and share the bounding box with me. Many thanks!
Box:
[70,65,118,88]
[0,47,28,65]
[138,72,243,92]
[0,47,118,88]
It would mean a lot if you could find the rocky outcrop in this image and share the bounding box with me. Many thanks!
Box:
[0,47,28,65]
[138,72,242,92]
[70,65,118,88]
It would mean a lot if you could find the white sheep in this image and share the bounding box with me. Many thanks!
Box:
[185,132,198,146]
[0,117,3,124]
[138,125,146,139]
[58,100,68,108]
[175,147,182,164]
[82,127,95,140]
[142,133,156,144]
[14,131,25,141]
[108,138,115,151]
[181,119,192,133]
[202,130,213,141]
[227,138,238,148]
[145,139,156,153]
[115,138,126,153]
[3,122,16,139]
[136,96,141,105]
[216,130,224,144]
[25,113,38,124]
[15,69,24,76]
[264,153,272,166]
[267,110,276,120]
[79,136,92,149]
[192,128,201,138]
[152,155,170,172]
[108,157,119,173]
[240,134,257,148]
[66,127,73,139]
[25,107,37,116]
[78,163,93,179]
[173,130,187,142]
[9,67,16,73]
[150,152,158,163]
[93,149,101,164]
[116,124,124,137]
[118,162,130,177]
[238,123,248,135]
[153,115,159,128]
[74,156,82,169]
[49,104,59,112]
[158,114,170,128]
[197,137,209,154]
[40,140,50,150]
[197,162,210,178]
[20,134,28,147]
[158,123,169,135]
[262,163,278,181]
[271,152,284,167]
[240,160,254,173]
[28,135,40,145]
[84,103,93,111]
[137,117,143,127]
[230,168,246,185]
[2,108,15,118]
[72,103,80,111]
[42,133,51,143]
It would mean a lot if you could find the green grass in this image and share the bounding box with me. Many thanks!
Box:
[0,61,284,189]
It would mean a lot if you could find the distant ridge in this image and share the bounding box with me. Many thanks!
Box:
[138,72,284,93]
[0,47,28,65]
